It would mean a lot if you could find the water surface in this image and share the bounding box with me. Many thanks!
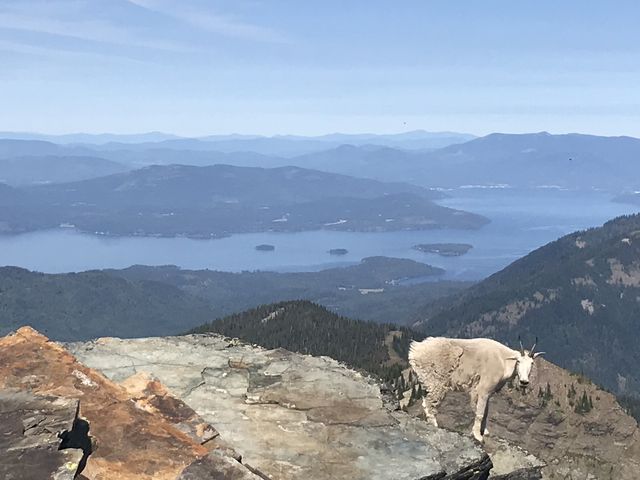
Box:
[1,189,636,280]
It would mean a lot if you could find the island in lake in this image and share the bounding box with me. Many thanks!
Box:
[328,248,349,256]
[412,243,473,257]
[255,244,275,251]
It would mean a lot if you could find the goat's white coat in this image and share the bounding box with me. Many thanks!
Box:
[408,337,540,442]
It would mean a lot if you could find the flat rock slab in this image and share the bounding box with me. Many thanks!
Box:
[69,334,490,480]
[0,389,84,480]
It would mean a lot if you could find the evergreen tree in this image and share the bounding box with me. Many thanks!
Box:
[187,300,421,382]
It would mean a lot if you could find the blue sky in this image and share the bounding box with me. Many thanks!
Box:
[0,0,638,137]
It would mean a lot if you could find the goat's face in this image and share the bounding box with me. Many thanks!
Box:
[515,350,544,388]
[515,353,534,387]
[514,337,545,388]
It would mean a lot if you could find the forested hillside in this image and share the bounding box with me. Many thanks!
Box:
[416,214,640,397]
[0,267,214,340]
[0,258,465,342]
[110,256,467,324]
[188,300,422,380]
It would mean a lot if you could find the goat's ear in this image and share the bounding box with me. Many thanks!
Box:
[533,352,545,359]
[506,356,520,361]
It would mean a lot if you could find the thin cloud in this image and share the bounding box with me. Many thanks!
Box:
[128,0,288,43]
[0,4,192,53]
[0,38,155,66]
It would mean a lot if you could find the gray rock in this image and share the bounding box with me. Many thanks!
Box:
[0,389,85,480]
[179,452,267,480]
[483,439,543,479]
[68,334,491,480]
[491,470,542,480]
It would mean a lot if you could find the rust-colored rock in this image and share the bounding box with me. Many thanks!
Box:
[0,327,260,479]
[120,371,243,460]
[121,372,220,446]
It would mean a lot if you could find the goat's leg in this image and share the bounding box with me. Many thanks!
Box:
[480,398,491,436]
[422,389,443,427]
[421,397,438,427]
[472,392,489,442]
[469,389,489,436]
[471,389,492,436]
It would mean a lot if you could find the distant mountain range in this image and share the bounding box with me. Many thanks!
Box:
[3,132,638,191]
[0,155,129,186]
[415,213,640,397]
[292,132,640,189]
[614,192,640,206]
[0,130,475,156]
[0,138,285,173]
[0,163,487,237]
[0,131,181,144]
[27,163,436,207]
[0,139,94,159]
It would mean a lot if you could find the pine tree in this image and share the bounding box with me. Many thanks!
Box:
[575,391,592,414]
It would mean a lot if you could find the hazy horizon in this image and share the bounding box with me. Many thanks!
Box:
[2,129,640,141]
[1,128,475,138]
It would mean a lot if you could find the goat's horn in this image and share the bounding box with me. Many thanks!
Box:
[518,335,524,356]
[530,337,538,357]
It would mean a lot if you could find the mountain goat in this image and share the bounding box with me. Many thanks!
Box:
[408,336,544,442]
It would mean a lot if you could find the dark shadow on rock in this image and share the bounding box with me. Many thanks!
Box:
[58,401,93,477]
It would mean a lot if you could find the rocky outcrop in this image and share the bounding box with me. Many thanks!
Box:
[0,389,85,480]
[1,327,549,479]
[410,358,640,480]
[68,333,495,480]
[0,327,262,479]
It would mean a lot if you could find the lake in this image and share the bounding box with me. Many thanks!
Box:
[0,188,637,280]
